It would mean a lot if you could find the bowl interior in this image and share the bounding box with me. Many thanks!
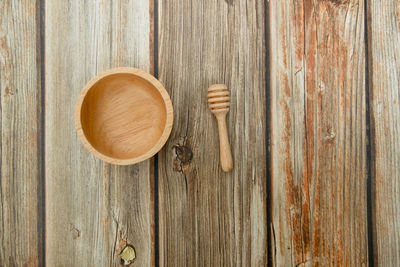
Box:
[80,73,167,160]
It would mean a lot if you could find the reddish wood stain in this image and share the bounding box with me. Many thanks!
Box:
[115,231,127,255]
[304,1,320,264]
[23,255,39,267]
[326,0,349,6]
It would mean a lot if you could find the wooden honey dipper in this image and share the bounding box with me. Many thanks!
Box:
[208,84,233,172]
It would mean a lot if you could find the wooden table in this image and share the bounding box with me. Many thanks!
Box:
[0,0,399,266]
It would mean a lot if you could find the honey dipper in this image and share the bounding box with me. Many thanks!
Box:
[208,84,233,172]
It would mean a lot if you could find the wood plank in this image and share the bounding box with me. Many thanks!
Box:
[45,1,154,265]
[0,1,43,265]
[157,0,267,266]
[269,0,368,265]
[367,0,400,265]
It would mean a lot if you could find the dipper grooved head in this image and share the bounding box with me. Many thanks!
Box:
[207,84,230,115]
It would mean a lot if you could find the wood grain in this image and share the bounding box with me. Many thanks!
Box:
[45,1,154,265]
[75,67,173,165]
[0,1,43,265]
[269,0,368,265]
[368,0,400,265]
[158,0,267,266]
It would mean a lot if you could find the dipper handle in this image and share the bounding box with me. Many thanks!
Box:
[216,113,233,172]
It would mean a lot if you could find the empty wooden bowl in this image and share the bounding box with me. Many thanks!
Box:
[74,67,173,165]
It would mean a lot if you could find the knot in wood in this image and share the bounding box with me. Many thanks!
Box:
[173,145,193,173]
[173,145,193,164]
[120,245,136,265]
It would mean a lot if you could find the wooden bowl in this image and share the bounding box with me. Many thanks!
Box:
[74,67,173,165]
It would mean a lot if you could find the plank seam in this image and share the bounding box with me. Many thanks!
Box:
[39,0,46,265]
[153,0,160,266]
[265,0,273,266]
[364,0,375,266]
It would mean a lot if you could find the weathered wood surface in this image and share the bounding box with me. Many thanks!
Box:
[2,0,400,265]
[45,0,154,265]
[0,1,44,266]
[368,0,400,265]
[269,0,369,266]
[157,0,268,266]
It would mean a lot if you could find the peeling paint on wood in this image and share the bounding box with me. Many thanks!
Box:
[270,0,368,265]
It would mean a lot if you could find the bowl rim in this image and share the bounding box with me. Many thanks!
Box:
[74,67,173,165]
